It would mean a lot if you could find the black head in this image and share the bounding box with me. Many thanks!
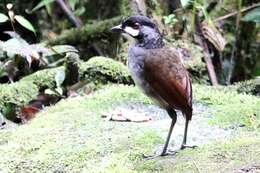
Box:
[111,15,164,49]
[111,16,156,37]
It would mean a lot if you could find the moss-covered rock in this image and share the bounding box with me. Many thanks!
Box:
[22,67,64,91]
[0,68,65,121]
[0,56,132,111]
[79,56,133,87]
[231,79,260,97]
[0,67,63,122]
[0,81,38,108]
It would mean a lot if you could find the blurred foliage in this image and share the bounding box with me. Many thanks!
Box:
[0,0,259,122]
[0,33,78,83]
[232,78,260,96]
[163,14,178,25]
[242,7,260,23]
[0,0,259,82]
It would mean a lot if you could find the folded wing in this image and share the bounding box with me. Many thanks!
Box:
[144,47,193,120]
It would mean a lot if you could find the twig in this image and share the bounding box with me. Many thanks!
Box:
[214,3,260,22]
[55,0,82,27]
[195,14,219,86]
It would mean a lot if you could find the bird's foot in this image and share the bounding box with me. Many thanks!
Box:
[160,149,178,156]
[180,144,197,150]
[142,154,158,160]
[142,149,177,160]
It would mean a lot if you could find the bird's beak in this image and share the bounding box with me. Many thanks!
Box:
[110,24,123,33]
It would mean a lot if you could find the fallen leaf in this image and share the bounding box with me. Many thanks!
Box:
[20,106,40,121]
[102,108,152,122]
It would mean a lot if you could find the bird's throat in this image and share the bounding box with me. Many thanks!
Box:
[136,32,164,49]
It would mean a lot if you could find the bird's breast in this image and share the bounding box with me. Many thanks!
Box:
[128,47,163,103]
[127,50,147,91]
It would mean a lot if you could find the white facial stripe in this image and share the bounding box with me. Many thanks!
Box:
[124,26,139,37]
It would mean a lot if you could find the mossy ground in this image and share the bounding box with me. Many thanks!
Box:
[0,84,259,173]
[194,84,260,129]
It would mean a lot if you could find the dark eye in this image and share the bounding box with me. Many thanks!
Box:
[132,23,140,29]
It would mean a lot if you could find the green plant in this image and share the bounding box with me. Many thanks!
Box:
[0,3,36,34]
[180,0,192,8]
[29,0,85,17]
[45,69,66,96]
[0,33,78,83]
[163,14,178,25]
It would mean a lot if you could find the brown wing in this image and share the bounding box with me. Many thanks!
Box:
[144,47,193,120]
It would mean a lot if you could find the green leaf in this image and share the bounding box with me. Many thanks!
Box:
[163,14,178,25]
[14,15,36,34]
[68,0,80,11]
[51,45,78,54]
[242,7,260,23]
[73,7,85,17]
[28,0,55,13]
[0,13,9,23]
[55,87,63,95]
[180,0,191,8]
[0,63,7,77]
[45,89,57,95]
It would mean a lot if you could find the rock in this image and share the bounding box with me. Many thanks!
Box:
[79,56,133,87]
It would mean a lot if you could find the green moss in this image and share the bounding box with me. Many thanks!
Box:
[193,84,260,128]
[48,17,122,45]
[0,67,65,120]
[0,84,259,173]
[79,56,133,87]
[231,79,260,97]
[0,81,38,108]
[120,0,131,16]
[22,67,64,90]
[0,56,132,112]
[161,133,260,173]
[0,85,150,173]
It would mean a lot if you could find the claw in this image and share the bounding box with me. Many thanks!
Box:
[143,154,158,160]
[160,150,177,156]
[180,145,197,150]
[142,149,178,160]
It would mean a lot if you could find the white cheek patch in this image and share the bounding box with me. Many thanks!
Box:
[124,26,140,37]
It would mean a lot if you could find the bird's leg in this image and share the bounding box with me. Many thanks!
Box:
[143,111,177,159]
[180,119,189,149]
[160,116,177,156]
[160,109,177,156]
[180,119,197,150]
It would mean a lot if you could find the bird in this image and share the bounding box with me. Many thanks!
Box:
[111,15,193,156]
